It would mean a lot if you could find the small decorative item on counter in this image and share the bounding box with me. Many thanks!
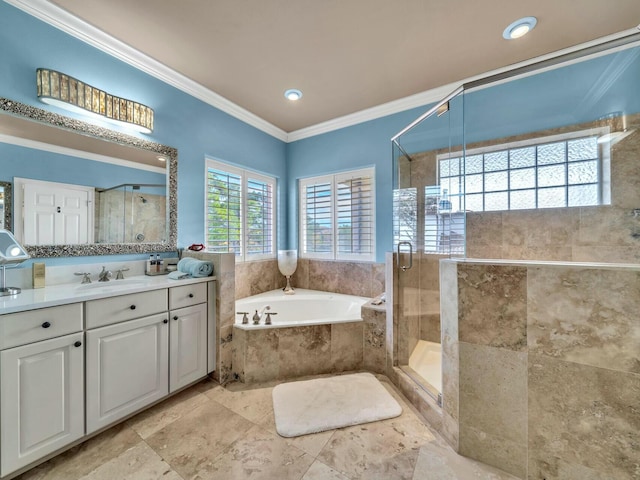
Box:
[188,243,205,251]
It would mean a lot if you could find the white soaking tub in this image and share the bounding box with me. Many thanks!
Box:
[234,288,369,329]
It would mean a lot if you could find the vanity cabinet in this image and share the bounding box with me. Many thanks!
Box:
[170,304,207,392]
[0,305,84,477]
[0,278,215,478]
[86,313,169,434]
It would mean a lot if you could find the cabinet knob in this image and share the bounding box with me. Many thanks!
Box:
[130,305,136,310]
[173,315,178,321]
[188,293,194,298]
[42,321,51,329]
[163,319,168,324]
[74,341,82,347]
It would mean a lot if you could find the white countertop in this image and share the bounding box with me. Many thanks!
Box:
[0,275,216,315]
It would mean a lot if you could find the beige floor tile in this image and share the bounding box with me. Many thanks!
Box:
[204,424,314,480]
[78,443,182,480]
[412,441,519,480]
[126,387,210,439]
[145,400,253,479]
[317,411,436,480]
[15,424,141,480]
[259,411,334,458]
[204,383,274,424]
[302,460,351,480]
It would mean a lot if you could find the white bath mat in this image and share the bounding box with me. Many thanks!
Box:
[272,373,402,438]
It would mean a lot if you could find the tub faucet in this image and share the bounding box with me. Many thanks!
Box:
[236,311,249,325]
[252,310,261,325]
[264,312,277,325]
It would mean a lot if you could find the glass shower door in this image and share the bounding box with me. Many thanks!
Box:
[391,89,464,403]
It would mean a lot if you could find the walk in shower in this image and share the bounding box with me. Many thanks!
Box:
[391,32,640,411]
[95,183,167,243]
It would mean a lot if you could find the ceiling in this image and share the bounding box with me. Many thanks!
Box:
[37,1,640,134]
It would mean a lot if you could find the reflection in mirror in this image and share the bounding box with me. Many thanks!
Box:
[0,181,10,231]
[0,98,177,257]
[0,182,13,231]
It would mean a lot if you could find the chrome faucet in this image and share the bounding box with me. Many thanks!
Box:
[115,267,129,280]
[236,311,249,325]
[264,312,277,325]
[74,272,91,284]
[98,266,112,282]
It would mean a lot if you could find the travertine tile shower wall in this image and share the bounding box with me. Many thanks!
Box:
[465,117,640,263]
[440,260,639,480]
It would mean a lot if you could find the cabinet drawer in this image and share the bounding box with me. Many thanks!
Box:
[86,289,168,329]
[169,282,207,310]
[0,303,83,350]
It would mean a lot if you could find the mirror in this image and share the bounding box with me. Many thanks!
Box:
[0,97,177,257]
[0,181,10,231]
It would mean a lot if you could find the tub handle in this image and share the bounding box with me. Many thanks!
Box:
[264,312,277,325]
[236,311,249,325]
[397,241,413,272]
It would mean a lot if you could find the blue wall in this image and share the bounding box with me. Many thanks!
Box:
[286,106,436,263]
[0,2,286,266]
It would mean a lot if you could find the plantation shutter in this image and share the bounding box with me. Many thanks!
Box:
[336,171,374,258]
[206,165,242,255]
[300,177,333,257]
[246,175,275,256]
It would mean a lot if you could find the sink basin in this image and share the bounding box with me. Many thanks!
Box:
[75,278,147,291]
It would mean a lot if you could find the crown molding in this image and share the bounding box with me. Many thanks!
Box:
[5,0,288,142]
[287,26,640,143]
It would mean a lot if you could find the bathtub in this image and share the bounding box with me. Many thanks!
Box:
[234,288,370,329]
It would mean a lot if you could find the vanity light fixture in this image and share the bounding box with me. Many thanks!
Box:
[503,16,537,40]
[284,89,303,101]
[36,68,154,134]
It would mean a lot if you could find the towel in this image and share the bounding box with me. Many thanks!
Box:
[168,270,190,280]
[177,257,214,278]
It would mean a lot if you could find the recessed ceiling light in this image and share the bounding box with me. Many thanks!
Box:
[503,16,537,40]
[284,89,303,101]
[157,156,166,162]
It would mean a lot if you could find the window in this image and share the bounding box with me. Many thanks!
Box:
[205,159,275,261]
[394,129,611,256]
[300,167,375,261]
[439,129,609,212]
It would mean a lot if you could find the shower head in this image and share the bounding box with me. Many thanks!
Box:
[139,196,147,203]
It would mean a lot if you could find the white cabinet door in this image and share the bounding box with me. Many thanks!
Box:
[170,303,207,392]
[86,313,169,434]
[0,333,84,477]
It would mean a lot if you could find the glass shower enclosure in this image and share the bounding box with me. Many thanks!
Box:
[392,88,465,403]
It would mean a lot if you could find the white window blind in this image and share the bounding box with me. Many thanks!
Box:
[246,176,274,256]
[336,172,374,257]
[300,167,375,261]
[206,159,276,261]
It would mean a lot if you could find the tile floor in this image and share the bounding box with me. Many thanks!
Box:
[15,374,518,480]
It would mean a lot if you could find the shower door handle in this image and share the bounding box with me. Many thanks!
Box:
[397,241,413,272]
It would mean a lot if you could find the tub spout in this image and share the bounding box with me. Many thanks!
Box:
[253,310,261,325]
